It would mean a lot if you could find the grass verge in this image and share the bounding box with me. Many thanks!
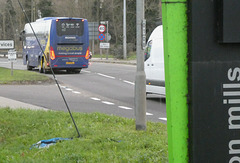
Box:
[0,108,168,162]
[92,54,115,59]
[0,67,52,84]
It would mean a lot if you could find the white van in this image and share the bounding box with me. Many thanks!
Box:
[144,25,165,97]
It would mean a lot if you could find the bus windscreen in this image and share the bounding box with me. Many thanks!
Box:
[56,19,84,36]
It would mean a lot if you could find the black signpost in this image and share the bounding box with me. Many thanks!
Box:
[188,0,240,162]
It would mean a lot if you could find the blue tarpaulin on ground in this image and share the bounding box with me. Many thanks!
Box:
[30,137,71,149]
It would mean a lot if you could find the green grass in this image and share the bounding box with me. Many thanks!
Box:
[0,108,168,162]
[0,67,51,84]
[127,51,137,60]
[92,54,115,59]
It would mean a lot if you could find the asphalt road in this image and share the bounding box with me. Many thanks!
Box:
[0,58,166,122]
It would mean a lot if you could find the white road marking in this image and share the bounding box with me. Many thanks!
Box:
[159,118,167,121]
[59,85,66,89]
[82,70,91,73]
[72,91,81,94]
[102,101,115,105]
[91,97,101,101]
[97,73,115,79]
[118,106,133,110]
[65,88,73,91]
[146,112,153,116]
[123,80,135,85]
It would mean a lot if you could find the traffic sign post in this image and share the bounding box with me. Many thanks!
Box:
[98,33,106,41]
[99,21,110,60]
[100,43,110,49]
[98,24,106,33]
[0,40,15,76]
[105,33,111,42]
[100,21,107,25]
[8,49,17,76]
[0,40,14,49]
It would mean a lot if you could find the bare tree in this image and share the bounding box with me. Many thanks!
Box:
[0,0,161,53]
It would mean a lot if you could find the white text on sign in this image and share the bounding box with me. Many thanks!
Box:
[0,40,14,49]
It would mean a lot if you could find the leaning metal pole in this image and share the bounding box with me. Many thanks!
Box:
[135,0,146,130]
[18,0,81,138]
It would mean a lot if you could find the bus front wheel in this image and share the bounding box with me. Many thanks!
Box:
[43,60,47,74]
[40,59,48,74]
[39,59,43,73]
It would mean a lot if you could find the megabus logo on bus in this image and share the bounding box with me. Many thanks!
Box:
[57,46,83,52]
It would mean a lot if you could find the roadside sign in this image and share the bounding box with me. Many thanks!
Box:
[100,21,108,25]
[0,40,14,49]
[106,33,111,42]
[100,43,110,49]
[98,33,106,41]
[88,22,99,40]
[8,49,16,76]
[98,24,106,33]
[8,49,17,61]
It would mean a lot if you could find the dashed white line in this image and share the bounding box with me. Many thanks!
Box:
[59,85,80,94]
[102,101,115,105]
[54,84,163,121]
[97,73,115,79]
[159,118,167,121]
[146,112,153,116]
[59,85,66,89]
[118,106,133,110]
[56,78,162,120]
[82,70,91,73]
[72,91,81,94]
[123,80,135,85]
[91,97,101,101]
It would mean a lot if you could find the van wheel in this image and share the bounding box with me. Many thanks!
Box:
[27,60,33,70]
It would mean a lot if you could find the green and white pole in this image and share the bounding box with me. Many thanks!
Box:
[162,0,189,162]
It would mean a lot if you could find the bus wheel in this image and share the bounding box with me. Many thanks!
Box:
[39,59,43,73]
[66,69,73,73]
[27,60,33,70]
[42,59,47,74]
[74,69,81,74]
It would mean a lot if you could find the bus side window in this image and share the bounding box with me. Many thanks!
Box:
[144,40,152,61]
